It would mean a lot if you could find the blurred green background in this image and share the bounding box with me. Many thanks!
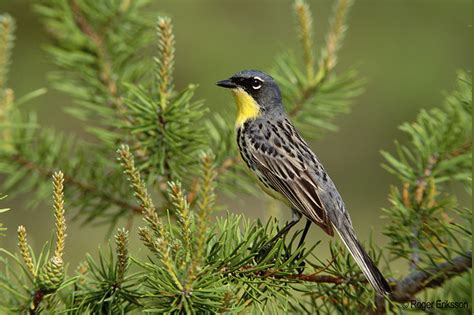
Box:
[0,0,472,274]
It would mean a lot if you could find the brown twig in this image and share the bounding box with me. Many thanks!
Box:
[29,289,45,315]
[403,140,470,272]
[371,252,472,314]
[390,251,472,303]
[448,141,471,157]
[408,154,438,270]
[12,154,142,214]
[414,155,437,205]
[401,182,411,208]
[186,177,200,205]
[217,156,240,175]
[276,273,344,284]
[251,251,471,310]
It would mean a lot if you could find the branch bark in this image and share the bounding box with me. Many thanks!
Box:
[266,251,471,307]
[390,251,472,303]
[29,289,44,315]
[275,273,344,284]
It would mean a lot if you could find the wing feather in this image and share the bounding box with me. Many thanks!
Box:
[247,130,334,235]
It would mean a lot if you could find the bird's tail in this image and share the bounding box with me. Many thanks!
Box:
[333,224,391,296]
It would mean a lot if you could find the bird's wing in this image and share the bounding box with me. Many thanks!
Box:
[247,122,334,235]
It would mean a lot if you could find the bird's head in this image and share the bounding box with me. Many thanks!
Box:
[217,70,283,126]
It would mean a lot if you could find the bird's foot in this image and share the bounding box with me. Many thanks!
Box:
[296,259,306,274]
[294,251,306,274]
[256,242,274,261]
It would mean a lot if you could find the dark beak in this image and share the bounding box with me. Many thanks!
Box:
[216,79,237,89]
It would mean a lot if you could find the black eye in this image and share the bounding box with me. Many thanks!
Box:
[251,78,262,90]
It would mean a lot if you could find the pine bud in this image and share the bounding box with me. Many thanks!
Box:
[36,257,64,293]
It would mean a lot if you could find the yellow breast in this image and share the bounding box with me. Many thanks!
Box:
[232,88,261,127]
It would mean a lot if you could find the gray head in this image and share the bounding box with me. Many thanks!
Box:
[216,70,283,112]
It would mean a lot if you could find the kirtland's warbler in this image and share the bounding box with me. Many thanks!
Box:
[217,69,391,296]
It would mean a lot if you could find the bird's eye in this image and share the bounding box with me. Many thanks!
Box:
[251,78,262,90]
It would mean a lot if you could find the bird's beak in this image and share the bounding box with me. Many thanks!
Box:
[216,79,237,89]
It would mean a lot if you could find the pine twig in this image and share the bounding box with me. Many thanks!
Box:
[275,273,344,284]
[117,144,183,291]
[294,0,315,81]
[29,290,45,315]
[115,228,129,283]
[117,145,163,229]
[52,171,66,261]
[12,154,142,214]
[190,152,217,280]
[156,17,175,110]
[289,0,353,118]
[169,182,192,260]
[408,154,441,270]
[252,251,471,306]
[288,83,321,117]
[317,0,353,76]
[17,226,35,276]
[70,0,127,118]
[217,156,240,175]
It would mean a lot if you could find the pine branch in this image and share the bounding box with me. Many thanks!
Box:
[123,16,206,184]
[13,172,71,314]
[117,145,183,292]
[390,251,472,303]
[275,273,344,284]
[260,251,472,299]
[316,0,353,78]
[1,5,151,226]
[287,82,320,118]
[382,72,472,270]
[69,0,127,118]
[287,0,355,119]
[190,152,217,280]
[33,0,153,147]
[11,153,142,214]
[117,145,164,229]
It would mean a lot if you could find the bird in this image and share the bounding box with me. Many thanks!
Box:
[216,69,391,296]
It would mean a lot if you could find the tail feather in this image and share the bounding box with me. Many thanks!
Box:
[334,225,391,296]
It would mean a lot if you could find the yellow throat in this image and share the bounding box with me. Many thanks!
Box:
[232,88,261,127]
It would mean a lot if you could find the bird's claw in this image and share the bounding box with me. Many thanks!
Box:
[296,259,306,274]
[256,243,273,261]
